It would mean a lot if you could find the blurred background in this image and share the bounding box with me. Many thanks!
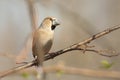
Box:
[0,0,120,80]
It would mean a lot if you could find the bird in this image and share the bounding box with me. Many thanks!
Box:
[32,17,60,66]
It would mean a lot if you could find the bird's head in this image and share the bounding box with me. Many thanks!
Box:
[40,17,60,30]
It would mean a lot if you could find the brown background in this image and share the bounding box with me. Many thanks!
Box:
[0,0,120,80]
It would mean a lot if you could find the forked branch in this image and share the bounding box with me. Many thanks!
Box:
[0,24,120,78]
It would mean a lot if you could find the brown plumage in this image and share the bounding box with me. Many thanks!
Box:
[32,17,60,66]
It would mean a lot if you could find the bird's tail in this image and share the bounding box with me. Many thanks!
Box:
[34,53,46,80]
[35,66,46,80]
[34,55,44,67]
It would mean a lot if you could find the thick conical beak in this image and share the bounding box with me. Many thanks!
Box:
[53,20,60,26]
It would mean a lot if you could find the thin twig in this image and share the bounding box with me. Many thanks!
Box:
[16,0,37,64]
[0,61,35,78]
[0,24,120,78]
[27,0,37,31]
[11,65,120,79]
[45,24,120,60]
[44,65,120,79]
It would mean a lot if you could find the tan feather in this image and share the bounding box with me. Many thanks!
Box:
[32,17,57,66]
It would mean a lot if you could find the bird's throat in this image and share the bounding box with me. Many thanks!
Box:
[51,25,56,30]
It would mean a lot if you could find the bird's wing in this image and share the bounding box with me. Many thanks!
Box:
[32,29,53,66]
[32,30,44,66]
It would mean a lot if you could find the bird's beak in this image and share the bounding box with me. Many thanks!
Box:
[53,20,60,26]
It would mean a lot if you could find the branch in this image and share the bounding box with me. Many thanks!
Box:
[44,65,120,79]
[0,24,120,78]
[16,0,37,64]
[10,64,120,79]
[26,0,37,31]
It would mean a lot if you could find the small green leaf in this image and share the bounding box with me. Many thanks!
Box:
[100,60,114,69]
[56,70,64,77]
[21,72,29,78]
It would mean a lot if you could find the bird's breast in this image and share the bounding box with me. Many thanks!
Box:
[37,29,54,53]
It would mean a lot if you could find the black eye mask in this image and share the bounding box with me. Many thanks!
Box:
[51,25,56,30]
